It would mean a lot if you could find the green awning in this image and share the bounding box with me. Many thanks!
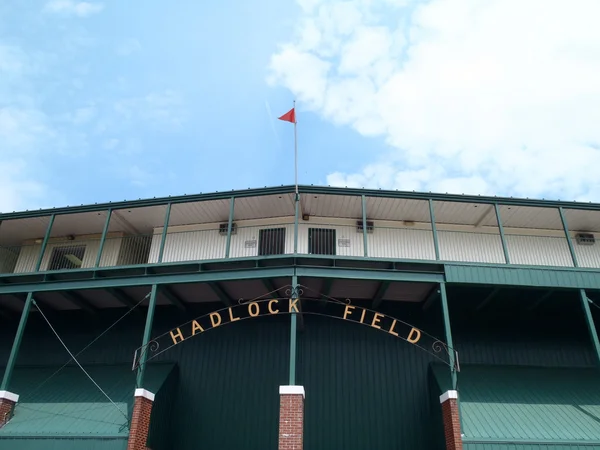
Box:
[0,363,174,449]
[432,365,600,449]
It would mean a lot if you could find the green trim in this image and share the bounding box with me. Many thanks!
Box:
[94,209,112,268]
[293,194,299,254]
[1,292,33,390]
[289,274,298,385]
[225,197,235,258]
[439,283,457,389]
[34,214,55,272]
[428,199,440,260]
[494,203,510,264]
[361,195,368,257]
[0,434,128,439]
[580,289,600,365]
[157,203,172,263]
[559,206,579,267]
[463,438,600,445]
[136,284,158,388]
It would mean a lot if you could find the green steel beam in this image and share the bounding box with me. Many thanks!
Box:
[157,203,172,263]
[293,194,299,254]
[60,291,98,315]
[361,195,368,257]
[439,282,457,390]
[428,199,440,260]
[475,287,501,312]
[1,292,33,390]
[94,209,112,268]
[296,267,444,283]
[225,197,235,258]
[559,206,579,267]
[106,288,142,314]
[160,286,187,312]
[136,284,158,388]
[34,214,55,272]
[209,282,232,306]
[494,204,511,264]
[289,274,298,385]
[371,281,390,309]
[0,267,296,294]
[580,289,600,365]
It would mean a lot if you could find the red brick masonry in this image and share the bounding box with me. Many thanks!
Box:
[440,390,463,450]
[0,391,19,428]
[279,386,305,450]
[127,388,155,450]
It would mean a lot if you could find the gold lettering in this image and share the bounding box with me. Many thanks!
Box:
[343,305,356,320]
[191,320,204,335]
[359,308,366,323]
[248,302,260,317]
[170,328,184,345]
[228,307,240,322]
[407,327,421,343]
[210,312,222,328]
[268,299,280,314]
[388,319,399,337]
[371,312,383,329]
[289,298,299,313]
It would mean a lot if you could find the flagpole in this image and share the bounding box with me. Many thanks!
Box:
[293,100,298,197]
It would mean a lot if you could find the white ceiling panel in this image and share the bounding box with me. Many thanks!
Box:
[169,199,231,226]
[433,201,496,226]
[366,197,431,222]
[234,194,295,220]
[111,205,168,234]
[302,194,362,218]
[498,205,563,230]
[0,216,52,246]
[50,211,111,237]
[563,209,600,232]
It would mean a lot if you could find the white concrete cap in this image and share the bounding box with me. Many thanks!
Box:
[279,385,305,398]
[134,388,155,402]
[0,391,19,403]
[439,390,458,403]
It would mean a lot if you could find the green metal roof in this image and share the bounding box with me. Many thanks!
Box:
[432,365,600,446]
[0,437,127,450]
[0,363,174,438]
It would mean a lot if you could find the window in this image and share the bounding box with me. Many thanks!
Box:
[259,228,286,256]
[308,228,336,255]
[48,245,86,270]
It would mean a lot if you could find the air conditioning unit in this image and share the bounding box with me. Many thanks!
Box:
[356,220,374,233]
[219,223,237,236]
[576,233,595,245]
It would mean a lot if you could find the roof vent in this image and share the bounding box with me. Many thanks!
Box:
[576,233,595,245]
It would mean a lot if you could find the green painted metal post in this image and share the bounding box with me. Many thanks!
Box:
[34,214,55,272]
[559,207,579,267]
[361,195,368,257]
[428,199,440,260]
[439,282,457,389]
[289,274,298,385]
[293,194,299,254]
[94,208,112,268]
[136,284,158,388]
[494,203,511,264]
[1,293,34,390]
[580,289,600,364]
[157,203,172,263]
[225,197,235,258]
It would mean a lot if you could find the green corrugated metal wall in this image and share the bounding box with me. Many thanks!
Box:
[464,443,600,450]
[0,437,127,450]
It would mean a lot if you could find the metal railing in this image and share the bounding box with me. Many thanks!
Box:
[0,222,596,274]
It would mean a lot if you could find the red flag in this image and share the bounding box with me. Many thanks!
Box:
[278,108,296,124]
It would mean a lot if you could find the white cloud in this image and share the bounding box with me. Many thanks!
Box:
[44,1,104,17]
[268,0,600,201]
[114,90,186,130]
[117,38,142,56]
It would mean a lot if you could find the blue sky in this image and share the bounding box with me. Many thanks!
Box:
[2,0,600,212]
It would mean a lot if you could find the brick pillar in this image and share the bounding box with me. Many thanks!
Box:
[0,391,19,428]
[440,390,462,450]
[279,386,305,450]
[127,388,155,450]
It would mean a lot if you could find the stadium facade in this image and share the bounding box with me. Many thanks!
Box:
[0,184,599,450]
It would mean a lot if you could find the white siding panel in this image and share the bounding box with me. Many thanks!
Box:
[573,242,600,268]
[438,231,505,263]
[506,235,573,266]
[367,228,435,260]
[13,245,39,273]
[0,247,18,273]
[153,229,225,262]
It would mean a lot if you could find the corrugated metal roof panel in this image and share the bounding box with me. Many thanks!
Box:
[366,197,431,222]
[111,205,168,234]
[0,363,174,437]
[234,194,295,220]
[302,194,362,218]
[434,201,495,226]
[169,199,230,226]
[464,443,600,450]
[432,365,600,443]
[0,216,52,246]
[564,209,600,233]
[499,205,564,230]
[0,437,127,450]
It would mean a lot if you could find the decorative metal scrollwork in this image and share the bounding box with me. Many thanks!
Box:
[148,340,160,353]
[285,286,304,298]
[344,298,352,305]
[432,340,449,355]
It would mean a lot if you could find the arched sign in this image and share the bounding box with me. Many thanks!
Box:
[132,297,458,371]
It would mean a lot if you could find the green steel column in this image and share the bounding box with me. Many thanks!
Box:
[225,197,235,258]
[439,282,457,389]
[1,293,34,390]
[157,203,172,263]
[580,289,600,364]
[494,204,511,264]
[34,214,55,271]
[559,207,579,267]
[361,195,368,257]
[428,199,440,260]
[293,194,299,254]
[289,274,298,385]
[136,284,158,388]
[94,208,112,268]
